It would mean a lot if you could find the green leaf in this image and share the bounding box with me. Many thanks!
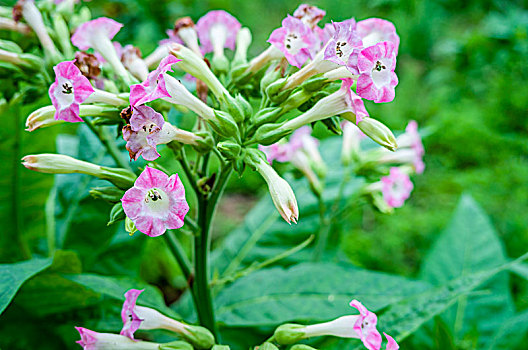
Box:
[0,257,53,315]
[419,194,515,346]
[214,262,429,327]
[484,309,528,350]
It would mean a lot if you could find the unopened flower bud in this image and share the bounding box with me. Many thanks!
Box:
[22,154,136,189]
[212,345,230,350]
[254,122,291,145]
[75,327,159,350]
[74,51,102,80]
[108,203,126,225]
[233,27,252,65]
[174,17,202,57]
[253,107,283,127]
[260,67,282,93]
[259,342,279,350]
[121,45,149,81]
[299,76,328,92]
[125,216,138,235]
[217,141,242,160]
[181,324,216,349]
[212,54,230,74]
[159,341,194,350]
[249,154,299,224]
[303,315,360,338]
[210,110,239,137]
[235,94,253,120]
[290,345,318,350]
[355,117,397,151]
[0,49,42,70]
[52,14,74,58]
[265,77,289,100]
[272,324,306,345]
[90,186,125,203]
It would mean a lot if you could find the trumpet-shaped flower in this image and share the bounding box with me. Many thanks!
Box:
[349,300,382,350]
[268,15,319,68]
[121,166,189,237]
[71,17,122,51]
[381,167,413,208]
[49,60,94,122]
[121,289,144,339]
[324,20,363,74]
[129,55,180,106]
[123,105,165,161]
[388,120,425,173]
[196,10,241,54]
[75,327,159,350]
[356,18,400,54]
[293,4,326,28]
[357,41,398,103]
[173,17,202,57]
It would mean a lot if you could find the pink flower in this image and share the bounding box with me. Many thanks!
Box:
[258,143,292,163]
[398,120,425,173]
[120,289,144,339]
[75,327,142,349]
[93,41,123,64]
[71,17,122,51]
[48,60,94,122]
[123,105,165,161]
[121,166,189,237]
[340,78,370,123]
[324,20,363,74]
[383,333,399,350]
[356,18,400,55]
[381,167,413,208]
[160,29,184,46]
[129,55,181,107]
[268,15,319,68]
[349,300,382,350]
[357,41,398,103]
[196,10,241,54]
[293,4,326,28]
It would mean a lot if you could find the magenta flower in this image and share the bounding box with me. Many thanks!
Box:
[75,327,147,349]
[383,333,399,350]
[196,10,241,54]
[268,15,319,68]
[129,55,181,107]
[293,4,326,28]
[357,41,398,103]
[71,17,122,51]
[121,166,189,237]
[349,300,382,350]
[258,143,292,164]
[121,289,144,339]
[381,167,414,208]
[324,20,363,74]
[48,60,94,122]
[357,18,400,55]
[340,78,370,123]
[123,105,165,161]
[398,120,425,173]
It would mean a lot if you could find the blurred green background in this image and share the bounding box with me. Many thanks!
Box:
[81,0,528,279]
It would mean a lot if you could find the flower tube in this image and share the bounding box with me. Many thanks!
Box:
[75,327,159,350]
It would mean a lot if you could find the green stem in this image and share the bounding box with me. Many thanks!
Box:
[84,119,132,171]
[193,164,233,336]
[312,196,331,261]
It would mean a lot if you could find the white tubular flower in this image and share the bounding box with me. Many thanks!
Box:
[75,327,160,350]
[0,17,30,34]
[341,121,363,165]
[85,88,128,106]
[245,45,283,74]
[254,158,299,224]
[282,48,337,90]
[163,74,215,120]
[169,44,231,101]
[144,45,170,69]
[17,0,61,61]
[303,315,361,338]
[121,45,149,81]
[174,17,202,57]
[323,66,358,82]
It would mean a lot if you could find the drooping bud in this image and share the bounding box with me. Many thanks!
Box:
[248,152,299,224]
[355,117,397,151]
[181,324,216,349]
[90,186,125,203]
[74,51,102,80]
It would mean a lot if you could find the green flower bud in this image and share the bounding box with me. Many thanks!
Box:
[355,117,398,151]
[212,55,230,74]
[217,141,242,160]
[125,216,138,235]
[260,68,282,93]
[159,340,194,350]
[299,76,328,92]
[52,14,74,58]
[212,345,230,350]
[272,324,306,345]
[223,94,245,123]
[253,107,283,127]
[259,343,279,350]
[89,186,125,203]
[209,110,239,137]
[107,203,125,225]
[265,77,288,99]
[235,94,253,120]
[193,132,215,154]
[254,122,291,145]
[99,166,137,189]
[290,345,318,350]
[181,325,216,349]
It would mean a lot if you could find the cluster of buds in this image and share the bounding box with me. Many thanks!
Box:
[269,299,398,350]
[75,288,215,349]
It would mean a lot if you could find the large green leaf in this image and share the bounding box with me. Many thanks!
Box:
[419,194,515,346]
[214,262,429,327]
[0,257,53,315]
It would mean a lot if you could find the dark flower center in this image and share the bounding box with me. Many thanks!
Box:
[61,82,73,94]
